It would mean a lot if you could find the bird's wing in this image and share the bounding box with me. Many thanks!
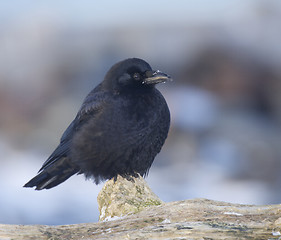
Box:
[39,89,111,172]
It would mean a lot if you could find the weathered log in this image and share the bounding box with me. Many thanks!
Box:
[1,176,281,239]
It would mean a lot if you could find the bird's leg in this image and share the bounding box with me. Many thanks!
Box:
[113,175,118,183]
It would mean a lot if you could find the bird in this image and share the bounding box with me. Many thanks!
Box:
[24,58,171,190]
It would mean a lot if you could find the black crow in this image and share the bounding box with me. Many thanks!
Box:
[24,58,171,190]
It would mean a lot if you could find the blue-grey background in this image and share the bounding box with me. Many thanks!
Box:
[1,0,281,225]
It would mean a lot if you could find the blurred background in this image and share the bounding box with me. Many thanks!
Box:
[1,0,281,225]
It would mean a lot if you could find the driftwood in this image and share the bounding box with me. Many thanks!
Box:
[1,176,281,239]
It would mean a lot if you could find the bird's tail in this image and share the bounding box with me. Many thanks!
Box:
[24,157,80,190]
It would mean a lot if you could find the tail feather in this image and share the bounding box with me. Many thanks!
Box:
[24,157,79,190]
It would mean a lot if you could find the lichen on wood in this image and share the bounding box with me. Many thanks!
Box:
[97,174,163,221]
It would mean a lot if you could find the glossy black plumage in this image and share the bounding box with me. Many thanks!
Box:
[24,58,171,190]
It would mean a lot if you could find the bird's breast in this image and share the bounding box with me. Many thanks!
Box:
[70,90,170,177]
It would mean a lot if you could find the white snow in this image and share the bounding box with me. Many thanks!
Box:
[223,212,243,216]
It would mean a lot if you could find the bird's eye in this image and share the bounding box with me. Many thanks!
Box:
[133,73,141,81]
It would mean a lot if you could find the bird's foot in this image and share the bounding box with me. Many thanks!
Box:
[122,173,135,182]
[113,172,140,183]
[122,172,140,182]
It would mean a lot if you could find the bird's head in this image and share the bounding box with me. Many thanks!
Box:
[103,58,171,92]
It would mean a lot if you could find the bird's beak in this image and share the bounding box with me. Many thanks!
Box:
[142,70,172,85]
